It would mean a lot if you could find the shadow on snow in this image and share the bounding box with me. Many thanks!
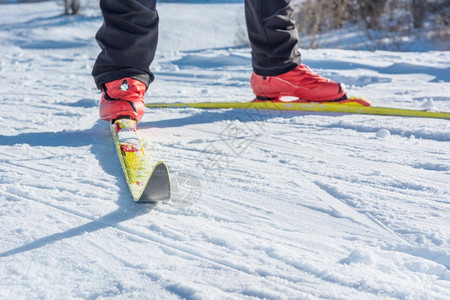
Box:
[0,121,155,258]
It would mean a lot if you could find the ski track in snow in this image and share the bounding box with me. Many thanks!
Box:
[0,1,449,299]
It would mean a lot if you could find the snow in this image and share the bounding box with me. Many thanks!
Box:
[0,1,449,299]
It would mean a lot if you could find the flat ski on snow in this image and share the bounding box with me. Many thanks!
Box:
[110,118,171,203]
[146,97,450,119]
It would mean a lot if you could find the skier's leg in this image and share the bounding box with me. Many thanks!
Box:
[244,0,301,76]
[92,0,158,89]
[92,0,158,121]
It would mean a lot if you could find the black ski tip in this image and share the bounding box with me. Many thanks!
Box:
[137,162,171,203]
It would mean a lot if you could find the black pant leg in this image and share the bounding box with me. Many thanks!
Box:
[92,0,158,89]
[245,0,301,76]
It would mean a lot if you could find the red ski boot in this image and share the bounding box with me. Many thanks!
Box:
[100,77,146,122]
[251,64,347,102]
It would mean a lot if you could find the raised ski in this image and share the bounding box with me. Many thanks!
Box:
[110,118,171,203]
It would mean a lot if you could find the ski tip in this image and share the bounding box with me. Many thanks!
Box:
[137,161,171,204]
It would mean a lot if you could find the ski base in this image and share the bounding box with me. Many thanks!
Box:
[110,118,171,203]
[139,161,171,203]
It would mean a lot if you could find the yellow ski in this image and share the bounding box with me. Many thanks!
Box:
[110,118,171,203]
[146,98,449,119]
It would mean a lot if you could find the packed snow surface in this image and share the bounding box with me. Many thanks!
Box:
[0,1,449,299]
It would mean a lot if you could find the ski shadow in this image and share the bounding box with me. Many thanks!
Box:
[140,106,341,129]
[0,121,155,258]
[0,120,122,184]
[0,204,153,258]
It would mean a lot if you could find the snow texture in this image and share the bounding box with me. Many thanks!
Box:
[0,1,449,299]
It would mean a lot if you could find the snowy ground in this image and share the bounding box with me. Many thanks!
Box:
[0,1,449,299]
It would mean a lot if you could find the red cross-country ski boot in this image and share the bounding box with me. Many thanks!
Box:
[100,77,146,122]
[251,64,347,102]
